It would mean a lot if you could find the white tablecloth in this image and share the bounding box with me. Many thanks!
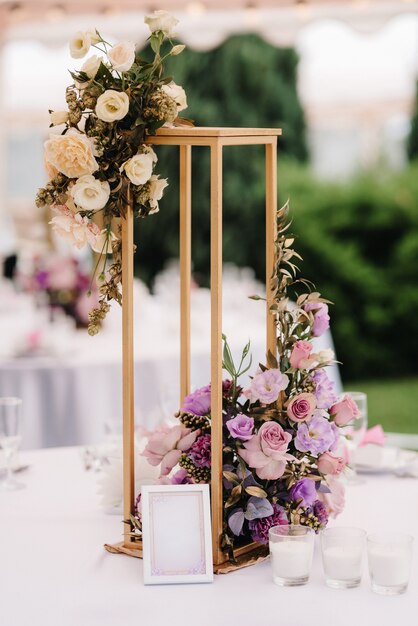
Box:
[0,447,416,626]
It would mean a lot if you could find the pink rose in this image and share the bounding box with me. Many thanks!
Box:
[330,395,360,426]
[304,302,330,337]
[317,452,345,475]
[289,340,313,369]
[286,393,316,422]
[142,425,199,477]
[318,476,345,518]
[238,421,293,480]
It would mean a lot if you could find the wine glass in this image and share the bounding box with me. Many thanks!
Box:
[344,391,368,484]
[0,397,24,491]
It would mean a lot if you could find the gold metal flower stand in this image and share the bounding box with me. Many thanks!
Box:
[114,126,282,572]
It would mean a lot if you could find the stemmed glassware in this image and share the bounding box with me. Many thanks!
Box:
[344,391,368,484]
[0,397,24,491]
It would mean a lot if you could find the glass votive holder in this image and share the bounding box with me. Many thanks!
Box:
[320,527,366,589]
[367,532,414,595]
[269,525,314,587]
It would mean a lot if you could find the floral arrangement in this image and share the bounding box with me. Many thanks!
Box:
[139,204,359,556]
[21,255,99,327]
[36,11,189,335]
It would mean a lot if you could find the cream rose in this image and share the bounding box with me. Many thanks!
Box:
[149,175,168,213]
[49,111,69,126]
[44,129,98,179]
[161,81,187,113]
[70,175,110,211]
[95,90,129,123]
[144,10,178,36]
[81,55,102,79]
[69,31,91,59]
[108,42,135,72]
[120,148,156,186]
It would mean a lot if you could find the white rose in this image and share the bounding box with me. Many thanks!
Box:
[70,31,92,59]
[318,349,335,364]
[95,90,129,123]
[50,111,69,126]
[161,81,187,113]
[70,175,110,211]
[87,28,101,45]
[149,175,168,214]
[108,42,135,72]
[81,55,102,79]
[120,148,157,186]
[144,10,179,36]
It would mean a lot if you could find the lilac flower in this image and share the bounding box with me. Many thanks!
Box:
[188,434,211,468]
[244,368,289,405]
[290,478,317,507]
[226,413,254,440]
[312,369,337,410]
[181,385,211,416]
[313,500,329,527]
[249,505,288,544]
[304,302,330,337]
[295,413,337,455]
[170,468,193,485]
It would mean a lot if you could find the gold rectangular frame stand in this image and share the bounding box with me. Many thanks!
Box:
[120,127,282,571]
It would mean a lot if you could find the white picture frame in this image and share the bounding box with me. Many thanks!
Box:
[141,484,214,585]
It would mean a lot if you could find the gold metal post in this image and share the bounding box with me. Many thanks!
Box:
[265,139,278,359]
[179,144,192,404]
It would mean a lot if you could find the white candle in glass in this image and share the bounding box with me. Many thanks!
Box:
[269,525,314,586]
[321,528,365,589]
[367,533,413,595]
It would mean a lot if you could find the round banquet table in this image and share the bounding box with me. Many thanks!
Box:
[0,447,416,626]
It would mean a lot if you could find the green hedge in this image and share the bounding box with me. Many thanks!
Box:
[281,162,418,381]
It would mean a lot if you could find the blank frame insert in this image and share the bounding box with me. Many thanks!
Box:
[141,484,213,584]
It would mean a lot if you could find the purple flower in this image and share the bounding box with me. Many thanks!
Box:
[312,369,337,410]
[189,434,211,468]
[295,413,338,455]
[249,504,288,544]
[181,385,211,416]
[226,413,254,440]
[170,468,193,485]
[313,500,329,527]
[244,368,289,405]
[290,478,317,507]
[304,302,330,337]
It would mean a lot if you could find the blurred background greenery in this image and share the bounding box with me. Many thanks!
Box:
[135,35,418,432]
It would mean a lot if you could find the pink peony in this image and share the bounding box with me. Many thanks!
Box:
[238,421,293,480]
[244,368,289,405]
[286,393,316,422]
[142,425,199,477]
[330,395,360,426]
[289,340,313,369]
[317,452,345,475]
[318,476,345,518]
[304,302,330,337]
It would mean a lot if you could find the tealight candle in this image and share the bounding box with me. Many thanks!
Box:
[367,533,413,595]
[269,525,314,586]
[321,527,365,589]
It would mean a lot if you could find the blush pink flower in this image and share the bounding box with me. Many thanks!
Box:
[49,205,110,253]
[304,302,330,337]
[317,476,345,518]
[243,368,289,405]
[238,421,293,480]
[286,393,316,422]
[317,452,345,475]
[289,340,313,369]
[142,425,199,477]
[330,395,360,426]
